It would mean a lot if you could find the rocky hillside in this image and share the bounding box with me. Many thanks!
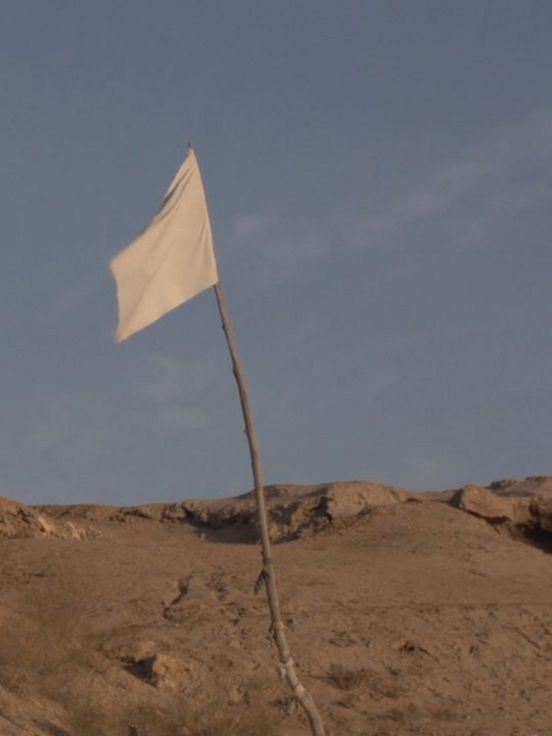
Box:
[0,476,551,735]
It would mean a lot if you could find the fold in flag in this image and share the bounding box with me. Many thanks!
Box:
[110,149,219,342]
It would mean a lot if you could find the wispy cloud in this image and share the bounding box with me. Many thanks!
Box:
[233,110,552,285]
[25,392,117,464]
[51,272,106,317]
[353,110,552,246]
[133,353,217,431]
[233,208,333,286]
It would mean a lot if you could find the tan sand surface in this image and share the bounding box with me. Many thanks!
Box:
[0,477,551,735]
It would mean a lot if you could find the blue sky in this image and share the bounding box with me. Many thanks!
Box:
[1,1,551,504]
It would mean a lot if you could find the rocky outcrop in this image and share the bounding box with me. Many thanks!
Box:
[322,482,413,520]
[450,478,552,551]
[0,497,97,540]
[139,653,197,690]
[156,481,414,542]
[488,475,552,498]
[451,485,517,522]
[4,476,552,550]
[156,476,552,551]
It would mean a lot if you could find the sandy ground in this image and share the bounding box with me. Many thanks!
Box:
[0,476,551,735]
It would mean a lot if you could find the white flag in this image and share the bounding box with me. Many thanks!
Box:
[110,149,219,342]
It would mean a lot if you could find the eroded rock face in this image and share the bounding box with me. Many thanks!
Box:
[323,483,413,521]
[111,477,552,547]
[155,481,415,542]
[529,497,552,533]
[488,475,552,498]
[0,497,97,540]
[451,485,516,522]
[4,476,552,548]
[448,479,552,549]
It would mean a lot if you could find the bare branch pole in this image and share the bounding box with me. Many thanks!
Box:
[213,281,326,736]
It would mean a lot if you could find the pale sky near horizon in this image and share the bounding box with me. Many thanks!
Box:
[1,1,551,505]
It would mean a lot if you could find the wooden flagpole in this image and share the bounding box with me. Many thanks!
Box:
[212,281,326,736]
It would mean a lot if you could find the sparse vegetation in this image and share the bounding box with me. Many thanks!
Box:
[66,700,278,736]
[327,664,370,691]
[327,664,403,700]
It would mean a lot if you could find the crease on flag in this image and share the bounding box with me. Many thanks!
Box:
[110,149,219,342]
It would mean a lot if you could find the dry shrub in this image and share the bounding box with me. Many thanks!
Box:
[381,703,421,723]
[327,664,403,700]
[327,664,370,691]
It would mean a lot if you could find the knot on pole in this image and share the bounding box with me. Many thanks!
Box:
[293,682,307,698]
[253,557,273,594]
[269,619,286,642]
[254,567,269,594]
[278,656,295,680]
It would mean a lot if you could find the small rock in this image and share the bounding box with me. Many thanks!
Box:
[227,686,243,704]
[139,653,195,689]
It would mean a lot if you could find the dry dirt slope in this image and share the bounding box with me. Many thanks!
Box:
[0,476,551,736]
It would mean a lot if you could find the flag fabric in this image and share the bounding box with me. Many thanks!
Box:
[110,149,219,342]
